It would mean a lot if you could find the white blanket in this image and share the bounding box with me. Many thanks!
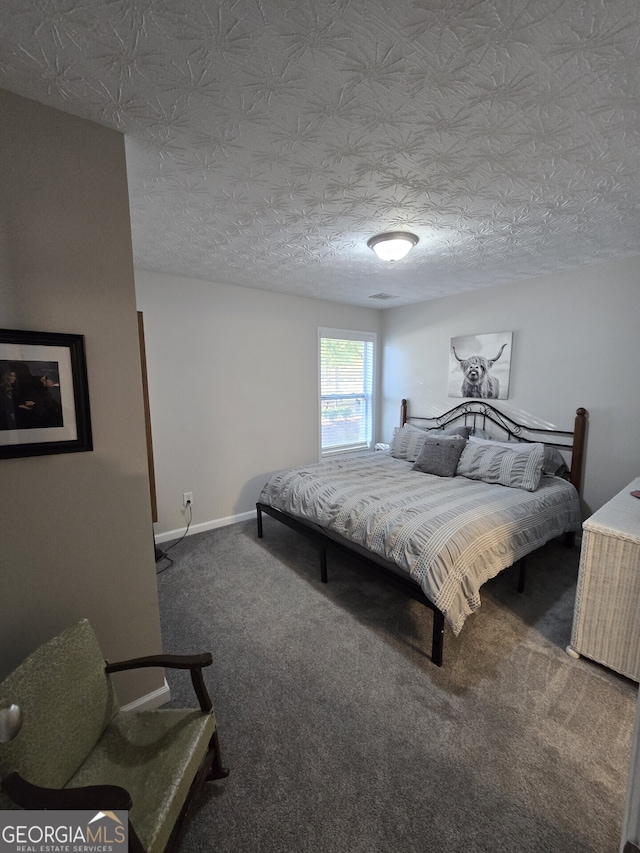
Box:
[259,452,582,634]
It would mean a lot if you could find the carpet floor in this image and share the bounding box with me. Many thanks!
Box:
[156,518,638,853]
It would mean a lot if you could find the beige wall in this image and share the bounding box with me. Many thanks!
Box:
[0,90,163,704]
[135,269,382,538]
[381,258,640,515]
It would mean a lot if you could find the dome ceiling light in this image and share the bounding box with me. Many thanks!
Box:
[367,231,419,261]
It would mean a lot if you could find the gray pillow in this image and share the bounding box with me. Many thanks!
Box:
[412,434,467,477]
[457,441,545,491]
[470,426,492,440]
[390,422,471,462]
[439,424,472,440]
[470,433,568,478]
[543,446,568,477]
[390,423,429,461]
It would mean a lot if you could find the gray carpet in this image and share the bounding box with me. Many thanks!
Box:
[156,518,638,853]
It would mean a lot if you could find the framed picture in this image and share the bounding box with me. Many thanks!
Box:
[0,329,92,459]
[448,332,513,400]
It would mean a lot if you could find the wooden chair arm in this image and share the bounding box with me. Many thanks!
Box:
[1,771,132,810]
[105,653,212,673]
[105,653,214,712]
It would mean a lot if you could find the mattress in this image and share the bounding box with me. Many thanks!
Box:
[259,452,582,634]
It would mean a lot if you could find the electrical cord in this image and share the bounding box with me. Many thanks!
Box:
[155,501,192,574]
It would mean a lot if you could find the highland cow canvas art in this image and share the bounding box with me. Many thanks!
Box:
[448,332,513,400]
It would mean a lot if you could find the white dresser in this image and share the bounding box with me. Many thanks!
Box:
[568,478,640,682]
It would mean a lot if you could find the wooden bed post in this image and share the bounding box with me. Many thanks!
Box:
[571,407,587,496]
[400,398,408,426]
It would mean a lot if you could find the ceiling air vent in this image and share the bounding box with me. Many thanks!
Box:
[368,292,397,300]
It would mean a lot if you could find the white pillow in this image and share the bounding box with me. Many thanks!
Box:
[457,440,545,491]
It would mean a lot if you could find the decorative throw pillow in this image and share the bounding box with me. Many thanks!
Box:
[457,441,545,491]
[468,435,568,478]
[390,423,429,462]
[390,423,471,462]
[412,434,467,477]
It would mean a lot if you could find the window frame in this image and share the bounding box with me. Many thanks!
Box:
[318,328,377,458]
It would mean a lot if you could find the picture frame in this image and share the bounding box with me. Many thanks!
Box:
[0,328,92,459]
[448,332,513,400]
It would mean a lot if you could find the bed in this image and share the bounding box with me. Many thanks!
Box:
[256,400,587,666]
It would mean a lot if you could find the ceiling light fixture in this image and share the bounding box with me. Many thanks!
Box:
[367,231,419,262]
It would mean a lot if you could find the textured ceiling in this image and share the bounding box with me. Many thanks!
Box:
[1,0,640,307]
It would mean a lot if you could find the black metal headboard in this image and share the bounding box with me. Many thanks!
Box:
[400,399,587,496]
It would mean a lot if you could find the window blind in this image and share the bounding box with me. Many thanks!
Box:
[319,330,375,454]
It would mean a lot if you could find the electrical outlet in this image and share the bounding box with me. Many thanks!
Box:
[183,492,193,507]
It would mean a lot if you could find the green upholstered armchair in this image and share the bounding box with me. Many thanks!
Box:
[0,619,228,853]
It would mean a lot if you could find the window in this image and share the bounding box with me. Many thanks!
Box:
[319,329,376,455]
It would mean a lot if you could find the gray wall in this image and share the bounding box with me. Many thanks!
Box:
[381,257,640,515]
[135,269,382,538]
[0,90,163,704]
[138,257,640,539]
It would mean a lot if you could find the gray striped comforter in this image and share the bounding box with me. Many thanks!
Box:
[259,452,582,635]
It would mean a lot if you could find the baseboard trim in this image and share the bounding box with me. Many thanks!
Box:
[120,678,171,711]
[154,510,256,544]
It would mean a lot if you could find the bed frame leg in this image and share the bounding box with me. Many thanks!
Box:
[431,610,444,666]
[517,557,527,594]
[256,504,263,539]
[563,531,575,548]
[320,549,328,583]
